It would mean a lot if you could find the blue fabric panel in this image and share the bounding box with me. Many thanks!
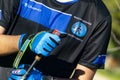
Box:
[18,0,72,32]
[93,55,106,65]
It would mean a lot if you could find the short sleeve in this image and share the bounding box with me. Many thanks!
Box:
[0,0,19,29]
[79,16,112,69]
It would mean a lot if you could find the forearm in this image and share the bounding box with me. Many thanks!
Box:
[49,64,96,80]
[72,64,96,80]
[0,34,20,55]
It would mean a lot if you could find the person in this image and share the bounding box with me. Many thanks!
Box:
[0,0,111,80]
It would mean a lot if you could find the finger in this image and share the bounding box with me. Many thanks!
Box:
[43,41,53,51]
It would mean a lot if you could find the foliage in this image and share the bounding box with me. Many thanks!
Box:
[103,0,120,58]
[97,69,120,80]
[103,0,120,37]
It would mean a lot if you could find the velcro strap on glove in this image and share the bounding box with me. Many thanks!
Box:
[13,34,35,68]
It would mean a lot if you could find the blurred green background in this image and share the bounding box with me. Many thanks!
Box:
[95,0,120,80]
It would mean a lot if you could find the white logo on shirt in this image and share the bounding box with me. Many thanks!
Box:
[24,3,41,12]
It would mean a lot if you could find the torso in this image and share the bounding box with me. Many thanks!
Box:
[6,0,110,78]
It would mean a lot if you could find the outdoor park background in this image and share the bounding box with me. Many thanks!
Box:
[93,0,120,80]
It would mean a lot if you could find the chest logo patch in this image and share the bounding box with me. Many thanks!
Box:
[71,22,87,37]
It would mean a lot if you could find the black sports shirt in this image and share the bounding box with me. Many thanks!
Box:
[0,0,111,78]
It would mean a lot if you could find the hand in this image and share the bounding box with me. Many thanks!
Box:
[30,31,60,56]
[19,31,60,56]
[8,64,43,80]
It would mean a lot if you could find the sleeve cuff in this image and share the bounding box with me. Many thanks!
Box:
[78,59,104,69]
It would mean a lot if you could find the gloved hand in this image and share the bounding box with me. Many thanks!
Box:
[8,64,43,80]
[18,31,60,56]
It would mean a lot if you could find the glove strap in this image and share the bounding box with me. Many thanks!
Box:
[13,34,34,68]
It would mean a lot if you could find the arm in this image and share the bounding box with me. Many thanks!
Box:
[48,64,96,80]
[72,64,96,80]
[0,0,20,55]
[0,26,5,34]
[0,26,20,55]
